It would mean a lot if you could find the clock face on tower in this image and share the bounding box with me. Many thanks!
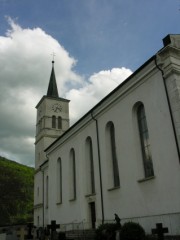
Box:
[52,103,62,113]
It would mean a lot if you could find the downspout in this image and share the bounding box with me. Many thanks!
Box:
[42,169,45,228]
[155,56,180,162]
[91,112,105,224]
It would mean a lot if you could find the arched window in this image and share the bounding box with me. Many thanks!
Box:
[106,121,120,188]
[137,104,154,178]
[69,148,76,200]
[85,137,95,194]
[58,116,62,129]
[37,216,40,227]
[52,115,56,128]
[57,158,62,203]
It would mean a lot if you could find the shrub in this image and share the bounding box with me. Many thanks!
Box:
[120,222,146,240]
[95,223,118,240]
[145,235,157,240]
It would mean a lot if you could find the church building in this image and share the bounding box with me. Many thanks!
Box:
[34,34,180,236]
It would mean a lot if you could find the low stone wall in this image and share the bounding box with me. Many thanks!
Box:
[0,225,35,240]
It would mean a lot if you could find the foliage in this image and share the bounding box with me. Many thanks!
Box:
[0,156,34,226]
[145,235,157,240]
[95,223,118,240]
[120,222,146,240]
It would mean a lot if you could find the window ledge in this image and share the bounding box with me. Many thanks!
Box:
[85,193,96,198]
[69,198,76,202]
[34,203,43,209]
[138,176,155,183]
[108,186,120,191]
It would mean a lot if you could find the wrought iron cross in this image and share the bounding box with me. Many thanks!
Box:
[152,223,168,240]
[51,52,56,64]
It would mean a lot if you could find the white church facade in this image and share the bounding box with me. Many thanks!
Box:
[34,34,180,235]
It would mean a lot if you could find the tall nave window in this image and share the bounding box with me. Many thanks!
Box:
[85,137,95,195]
[69,148,76,200]
[57,158,62,203]
[137,104,154,178]
[106,121,120,188]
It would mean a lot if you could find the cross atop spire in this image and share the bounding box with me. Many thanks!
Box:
[47,60,59,98]
[51,52,56,62]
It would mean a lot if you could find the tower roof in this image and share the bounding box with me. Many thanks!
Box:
[47,61,59,97]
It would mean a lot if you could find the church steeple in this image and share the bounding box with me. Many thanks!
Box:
[47,61,59,97]
[35,59,70,167]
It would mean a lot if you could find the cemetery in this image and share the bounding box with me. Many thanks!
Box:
[0,219,180,240]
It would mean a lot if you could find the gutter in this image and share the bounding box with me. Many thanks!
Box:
[155,56,180,163]
[39,160,49,227]
[91,112,105,224]
[42,170,45,227]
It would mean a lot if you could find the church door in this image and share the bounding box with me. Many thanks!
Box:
[89,202,96,229]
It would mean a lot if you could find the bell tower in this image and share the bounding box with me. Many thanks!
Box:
[35,61,70,168]
[34,61,69,226]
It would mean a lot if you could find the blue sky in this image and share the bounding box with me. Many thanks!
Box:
[0,0,179,166]
[0,0,179,75]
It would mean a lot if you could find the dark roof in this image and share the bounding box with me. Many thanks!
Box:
[47,61,59,97]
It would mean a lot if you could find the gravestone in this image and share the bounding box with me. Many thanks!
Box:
[16,226,27,240]
[26,223,33,239]
[36,227,44,240]
[152,223,169,240]
[114,214,121,240]
[115,230,120,240]
[47,221,60,240]
[0,233,6,240]
[6,229,18,240]
[0,228,18,240]
[114,214,121,229]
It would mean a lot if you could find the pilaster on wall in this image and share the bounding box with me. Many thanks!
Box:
[157,35,180,154]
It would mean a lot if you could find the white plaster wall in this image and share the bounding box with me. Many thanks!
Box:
[34,171,43,205]
[96,68,180,234]
[165,72,180,149]
[34,170,43,227]
[47,120,103,228]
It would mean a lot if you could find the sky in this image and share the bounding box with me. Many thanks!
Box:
[0,0,179,166]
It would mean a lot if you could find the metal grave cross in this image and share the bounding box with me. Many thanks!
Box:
[152,223,169,240]
[47,220,60,239]
[51,52,56,62]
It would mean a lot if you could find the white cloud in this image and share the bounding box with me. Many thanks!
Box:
[67,67,132,123]
[0,17,82,165]
[0,18,132,166]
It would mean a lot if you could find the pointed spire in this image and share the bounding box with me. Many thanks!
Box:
[47,61,59,98]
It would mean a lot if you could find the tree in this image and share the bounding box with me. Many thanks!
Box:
[0,157,34,225]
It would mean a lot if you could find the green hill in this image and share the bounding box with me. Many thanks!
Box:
[0,156,34,226]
